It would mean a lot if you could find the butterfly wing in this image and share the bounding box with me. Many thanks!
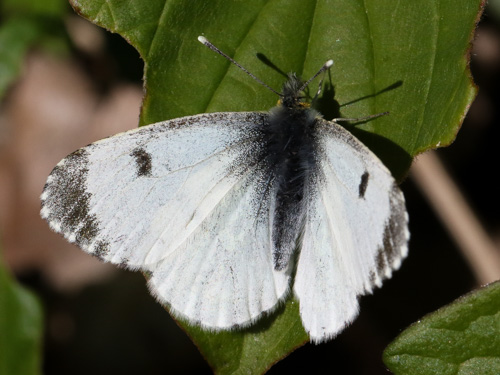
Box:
[293,118,409,343]
[41,112,290,328]
[148,165,289,328]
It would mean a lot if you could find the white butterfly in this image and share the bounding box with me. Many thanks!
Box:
[40,36,409,343]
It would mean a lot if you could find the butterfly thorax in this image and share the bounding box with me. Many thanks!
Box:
[262,74,320,271]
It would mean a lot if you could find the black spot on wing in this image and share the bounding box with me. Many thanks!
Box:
[41,148,103,251]
[131,147,153,177]
[358,171,369,199]
[93,240,110,259]
[75,217,100,245]
[368,270,377,286]
[373,183,409,281]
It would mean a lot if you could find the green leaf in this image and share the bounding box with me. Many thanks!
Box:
[184,298,307,374]
[383,281,500,375]
[0,252,43,375]
[69,0,482,372]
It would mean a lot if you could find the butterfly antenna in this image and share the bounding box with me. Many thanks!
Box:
[198,36,282,96]
[311,75,326,106]
[299,60,333,93]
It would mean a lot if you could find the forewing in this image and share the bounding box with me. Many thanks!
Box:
[41,112,290,326]
[294,119,409,343]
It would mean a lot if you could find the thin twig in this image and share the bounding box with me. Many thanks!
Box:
[411,151,500,285]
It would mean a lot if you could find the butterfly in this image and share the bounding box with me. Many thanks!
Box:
[40,36,409,343]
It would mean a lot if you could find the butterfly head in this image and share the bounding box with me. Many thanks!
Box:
[279,74,310,109]
[277,59,333,110]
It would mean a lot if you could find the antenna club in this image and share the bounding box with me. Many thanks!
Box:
[198,36,208,44]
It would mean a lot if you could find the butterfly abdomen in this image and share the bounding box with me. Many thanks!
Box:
[262,103,320,271]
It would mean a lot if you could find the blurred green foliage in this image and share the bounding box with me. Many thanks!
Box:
[0,250,43,375]
[0,0,70,98]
